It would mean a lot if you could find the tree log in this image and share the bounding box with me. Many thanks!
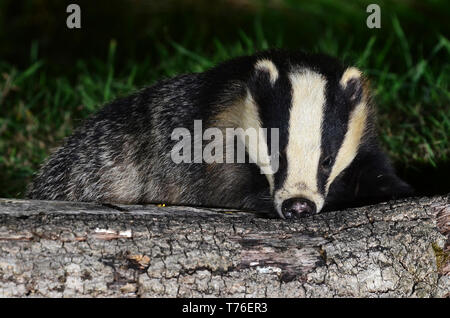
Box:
[0,195,449,298]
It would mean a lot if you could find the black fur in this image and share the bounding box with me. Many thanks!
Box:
[324,143,414,211]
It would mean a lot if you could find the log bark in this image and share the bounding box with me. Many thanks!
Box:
[0,195,449,298]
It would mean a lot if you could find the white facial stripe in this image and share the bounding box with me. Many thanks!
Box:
[214,92,275,193]
[239,92,275,192]
[326,101,368,192]
[274,70,327,216]
[255,59,279,84]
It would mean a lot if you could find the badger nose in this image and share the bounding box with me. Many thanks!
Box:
[281,198,316,219]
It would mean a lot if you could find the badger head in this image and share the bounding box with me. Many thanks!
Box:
[243,52,412,219]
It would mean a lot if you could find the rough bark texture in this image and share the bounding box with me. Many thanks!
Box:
[0,195,449,298]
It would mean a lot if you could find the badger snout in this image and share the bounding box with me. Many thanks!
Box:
[281,197,316,219]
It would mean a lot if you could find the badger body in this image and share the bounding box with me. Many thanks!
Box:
[27,49,413,219]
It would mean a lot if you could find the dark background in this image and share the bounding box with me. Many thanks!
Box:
[1,0,448,72]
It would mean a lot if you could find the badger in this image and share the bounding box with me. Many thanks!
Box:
[27,49,413,219]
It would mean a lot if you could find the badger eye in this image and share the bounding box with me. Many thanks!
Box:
[321,156,332,169]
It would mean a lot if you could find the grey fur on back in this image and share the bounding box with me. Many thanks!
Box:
[26,68,270,210]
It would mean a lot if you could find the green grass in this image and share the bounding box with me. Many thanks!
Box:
[0,5,449,198]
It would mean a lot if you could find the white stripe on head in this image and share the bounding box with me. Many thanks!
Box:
[213,92,275,193]
[274,69,326,217]
[325,102,367,192]
[239,92,275,192]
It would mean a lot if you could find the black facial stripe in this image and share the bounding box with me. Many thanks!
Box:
[317,78,360,195]
[248,64,292,192]
[273,152,288,191]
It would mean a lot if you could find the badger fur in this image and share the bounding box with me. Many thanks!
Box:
[27,49,413,219]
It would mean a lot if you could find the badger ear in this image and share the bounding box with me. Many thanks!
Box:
[340,67,364,104]
[254,59,279,85]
